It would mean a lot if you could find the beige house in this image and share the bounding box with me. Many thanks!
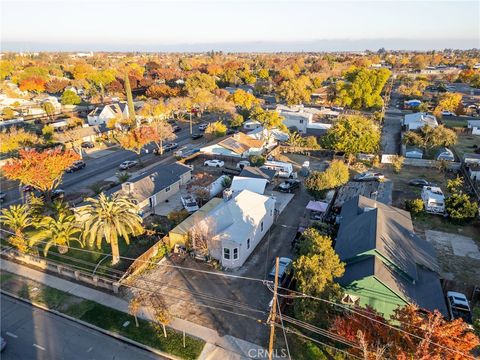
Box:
[110,162,192,216]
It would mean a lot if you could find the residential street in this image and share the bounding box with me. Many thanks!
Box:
[0,294,166,360]
[0,122,205,206]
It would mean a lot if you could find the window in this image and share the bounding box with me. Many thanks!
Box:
[261,221,264,232]
[165,186,170,192]
[270,209,273,217]
[223,248,230,260]
[233,248,238,260]
[299,119,304,124]
[247,239,250,249]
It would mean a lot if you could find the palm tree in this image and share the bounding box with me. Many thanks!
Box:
[29,213,82,255]
[81,193,144,265]
[0,204,33,235]
[0,204,33,253]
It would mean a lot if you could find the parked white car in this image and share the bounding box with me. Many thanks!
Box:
[441,111,456,116]
[353,171,385,182]
[119,160,138,170]
[181,195,199,212]
[446,291,473,327]
[204,159,225,168]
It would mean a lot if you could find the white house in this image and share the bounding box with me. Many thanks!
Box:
[193,189,275,269]
[243,120,262,130]
[467,120,480,135]
[230,176,268,195]
[467,164,480,181]
[276,105,313,133]
[463,153,480,166]
[403,113,438,131]
[247,127,289,149]
[87,102,129,125]
[421,186,445,214]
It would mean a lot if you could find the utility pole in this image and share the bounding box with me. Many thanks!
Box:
[268,257,279,360]
[189,111,193,135]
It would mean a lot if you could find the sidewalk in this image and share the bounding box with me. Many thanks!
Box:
[0,259,265,359]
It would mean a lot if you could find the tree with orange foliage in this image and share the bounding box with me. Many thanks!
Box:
[3,148,80,199]
[118,125,159,164]
[331,304,479,360]
[19,76,46,93]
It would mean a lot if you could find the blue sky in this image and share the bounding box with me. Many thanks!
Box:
[2,0,479,51]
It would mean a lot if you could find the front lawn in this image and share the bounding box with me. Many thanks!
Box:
[453,134,479,158]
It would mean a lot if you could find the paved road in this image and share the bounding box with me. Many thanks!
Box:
[0,294,165,360]
[1,121,207,206]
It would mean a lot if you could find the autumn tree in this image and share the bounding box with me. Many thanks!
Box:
[42,101,56,121]
[139,102,175,154]
[251,107,285,136]
[185,72,217,96]
[434,93,464,117]
[19,76,46,93]
[145,84,179,99]
[45,78,69,94]
[323,115,380,155]
[61,89,81,105]
[277,76,312,105]
[305,160,349,199]
[118,125,159,163]
[0,127,41,154]
[231,89,259,110]
[333,67,390,110]
[205,121,227,139]
[3,148,80,198]
[331,304,479,360]
[403,125,457,150]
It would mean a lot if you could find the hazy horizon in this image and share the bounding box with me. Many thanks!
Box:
[2,0,479,52]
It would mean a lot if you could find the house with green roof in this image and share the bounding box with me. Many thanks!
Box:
[335,195,447,318]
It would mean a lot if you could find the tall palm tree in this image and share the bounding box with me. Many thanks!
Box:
[81,193,144,265]
[0,204,32,235]
[30,213,82,255]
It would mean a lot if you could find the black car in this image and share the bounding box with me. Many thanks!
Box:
[278,180,301,193]
[191,133,203,140]
[81,141,95,148]
[172,125,181,133]
[408,178,434,187]
[66,160,86,173]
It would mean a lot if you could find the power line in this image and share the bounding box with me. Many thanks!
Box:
[275,295,291,360]
[273,286,476,360]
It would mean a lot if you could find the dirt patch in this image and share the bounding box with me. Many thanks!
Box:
[424,230,480,284]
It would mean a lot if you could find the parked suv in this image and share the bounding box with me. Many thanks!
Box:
[278,179,300,193]
[66,160,86,173]
[267,257,292,285]
[446,291,473,327]
[81,141,95,148]
[204,159,225,168]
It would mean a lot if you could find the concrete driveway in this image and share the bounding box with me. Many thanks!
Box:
[126,183,311,347]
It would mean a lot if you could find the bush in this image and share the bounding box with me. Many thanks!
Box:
[446,193,478,223]
[391,155,404,173]
[249,155,265,167]
[405,198,424,216]
[305,160,349,199]
[167,209,189,226]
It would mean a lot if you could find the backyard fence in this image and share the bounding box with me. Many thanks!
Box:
[381,154,462,170]
[119,236,169,282]
[1,248,121,293]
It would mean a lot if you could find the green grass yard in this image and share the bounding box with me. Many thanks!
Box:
[1,271,205,360]
[452,134,479,158]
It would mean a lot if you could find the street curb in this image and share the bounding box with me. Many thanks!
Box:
[1,289,186,360]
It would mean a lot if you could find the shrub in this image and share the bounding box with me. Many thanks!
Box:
[446,193,478,223]
[249,155,265,167]
[305,160,349,199]
[167,209,189,226]
[391,155,404,174]
[405,198,424,216]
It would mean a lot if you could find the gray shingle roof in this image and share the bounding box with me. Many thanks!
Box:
[336,195,446,315]
[108,162,191,203]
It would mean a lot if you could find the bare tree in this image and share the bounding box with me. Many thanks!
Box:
[187,218,216,257]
